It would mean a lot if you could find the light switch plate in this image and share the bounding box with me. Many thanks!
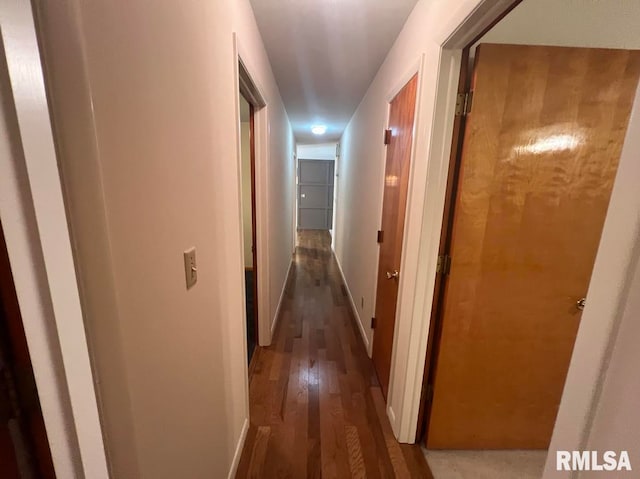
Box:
[183,247,197,289]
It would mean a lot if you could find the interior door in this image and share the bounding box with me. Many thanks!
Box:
[426,44,640,449]
[372,74,418,399]
[298,160,334,230]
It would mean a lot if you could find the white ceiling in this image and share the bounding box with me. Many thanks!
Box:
[250,0,419,143]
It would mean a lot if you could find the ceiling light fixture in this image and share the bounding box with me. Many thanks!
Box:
[311,125,327,135]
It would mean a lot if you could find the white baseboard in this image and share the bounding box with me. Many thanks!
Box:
[227,417,249,479]
[387,405,399,437]
[271,259,294,339]
[332,250,371,355]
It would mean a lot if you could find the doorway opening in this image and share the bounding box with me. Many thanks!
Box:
[0,223,56,479]
[296,143,337,233]
[239,90,258,365]
[237,57,268,367]
[417,0,640,476]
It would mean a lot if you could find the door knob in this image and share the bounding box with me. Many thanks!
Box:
[386,270,399,280]
[576,298,586,311]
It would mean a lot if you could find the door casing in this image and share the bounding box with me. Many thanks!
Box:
[236,42,273,349]
[372,74,419,400]
[415,3,525,440]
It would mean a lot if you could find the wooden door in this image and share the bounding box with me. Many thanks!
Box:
[0,225,56,478]
[426,44,640,449]
[372,74,418,399]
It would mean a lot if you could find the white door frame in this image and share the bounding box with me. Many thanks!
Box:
[234,34,272,347]
[0,1,108,477]
[387,2,640,475]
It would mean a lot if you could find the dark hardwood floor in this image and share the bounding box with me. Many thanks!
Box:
[236,230,433,478]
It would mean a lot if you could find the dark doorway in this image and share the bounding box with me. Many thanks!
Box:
[239,92,258,365]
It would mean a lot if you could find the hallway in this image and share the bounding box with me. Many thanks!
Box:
[236,231,432,478]
[4,0,640,477]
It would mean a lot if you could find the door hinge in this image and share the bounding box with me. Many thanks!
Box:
[436,254,452,275]
[384,129,392,145]
[371,317,377,329]
[455,91,473,116]
[377,230,384,243]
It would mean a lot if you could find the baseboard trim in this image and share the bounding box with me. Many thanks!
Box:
[271,259,294,340]
[227,417,249,479]
[332,250,372,356]
[387,405,397,430]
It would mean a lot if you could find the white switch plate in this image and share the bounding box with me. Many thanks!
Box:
[183,247,197,289]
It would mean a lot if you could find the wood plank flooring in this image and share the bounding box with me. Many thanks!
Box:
[236,230,433,478]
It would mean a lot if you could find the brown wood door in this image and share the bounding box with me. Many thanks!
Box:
[372,74,418,399]
[0,224,56,478]
[426,44,640,449]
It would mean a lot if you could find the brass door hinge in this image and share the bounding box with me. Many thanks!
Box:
[384,129,392,145]
[436,254,452,275]
[371,317,377,329]
[455,91,473,116]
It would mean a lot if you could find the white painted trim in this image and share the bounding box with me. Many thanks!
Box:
[385,56,424,102]
[368,55,425,373]
[226,417,250,479]
[254,103,271,345]
[379,54,434,440]
[390,48,462,442]
[0,2,108,477]
[387,405,397,428]
[333,250,371,355]
[293,151,298,248]
[0,55,81,479]
[232,35,251,390]
[234,34,272,347]
[271,259,294,337]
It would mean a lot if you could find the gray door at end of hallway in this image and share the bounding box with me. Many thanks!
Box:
[298,159,334,230]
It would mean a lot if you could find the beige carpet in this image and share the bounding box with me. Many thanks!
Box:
[423,449,547,479]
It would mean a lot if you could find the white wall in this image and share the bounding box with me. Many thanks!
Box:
[297,142,337,160]
[583,237,640,477]
[584,98,640,477]
[32,0,294,477]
